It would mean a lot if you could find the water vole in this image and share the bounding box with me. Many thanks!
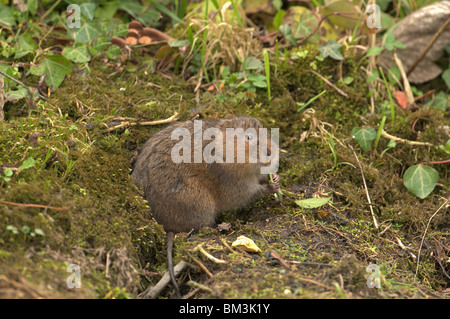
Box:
[131,116,280,297]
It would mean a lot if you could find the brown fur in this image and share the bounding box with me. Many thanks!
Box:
[131,116,279,233]
[131,116,279,297]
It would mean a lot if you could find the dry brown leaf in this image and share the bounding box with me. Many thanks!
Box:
[379,1,450,84]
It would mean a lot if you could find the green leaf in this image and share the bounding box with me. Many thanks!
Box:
[279,24,297,46]
[366,70,379,83]
[3,168,13,177]
[73,21,101,44]
[431,91,448,111]
[106,45,121,60]
[95,2,118,19]
[31,55,72,89]
[6,225,18,234]
[15,33,37,58]
[0,5,16,27]
[318,40,343,61]
[403,165,439,199]
[253,80,267,88]
[62,45,91,63]
[21,225,31,234]
[19,157,36,171]
[168,39,189,48]
[442,68,450,89]
[342,76,354,85]
[243,56,264,71]
[295,197,331,209]
[365,46,383,57]
[80,2,96,20]
[34,228,45,236]
[28,0,38,16]
[273,9,285,30]
[352,127,376,152]
[5,88,29,101]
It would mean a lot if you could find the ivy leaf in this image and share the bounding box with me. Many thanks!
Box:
[403,165,439,199]
[5,88,29,101]
[431,91,448,111]
[442,68,450,89]
[352,127,376,152]
[80,2,96,20]
[62,45,91,63]
[73,21,100,44]
[0,5,16,27]
[31,55,72,89]
[318,40,343,61]
[15,33,38,58]
[279,24,297,46]
[295,197,331,209]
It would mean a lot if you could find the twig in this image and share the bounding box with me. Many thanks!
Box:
[380,130,434,147]
[396,236,416,259]
[393,53,414,105]
[220,237,236,253]
[348,144,379,230]
[415,199,449,279]
[297,277,333,290]
[309,70,348,98]
[0,69,36,107]
[0,200,69,211]
[39,0,62,23]
[139,260,188,299]
[406,17,450,76]
[105,112,179,132]
[186,280,213,294]
[419,159,450,165]
[191,255,213,278]
[193,243,227,264]
[299,11,359,44]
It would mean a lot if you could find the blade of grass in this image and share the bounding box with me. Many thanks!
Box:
[263,50,271,102]
[379,67,395,122]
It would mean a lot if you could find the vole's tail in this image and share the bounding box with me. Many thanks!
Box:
[167,231,181,298]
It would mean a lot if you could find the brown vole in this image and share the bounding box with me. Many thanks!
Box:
[131,116,280,298]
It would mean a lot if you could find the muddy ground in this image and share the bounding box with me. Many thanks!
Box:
[0,47,448,299]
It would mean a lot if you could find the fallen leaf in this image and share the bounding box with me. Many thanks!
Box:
[217,222,232,232]
[232,235,261,253]
[267,249,290,269]
[379,2,450,84]
[395,90,408,109]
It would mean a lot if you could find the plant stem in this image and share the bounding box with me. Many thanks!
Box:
[374,115,386,149]
[379,67,395,122]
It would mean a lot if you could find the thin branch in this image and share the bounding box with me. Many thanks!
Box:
[309,69,348,97]
[0,200,69,211]
[349,144,379,230]
[105,112,179,132]
[406,17,450,76]
[139,261,188,299]
[415,199,449,279]
[419,159,450,165]
[0,69,36,107]
[381,130,434,147]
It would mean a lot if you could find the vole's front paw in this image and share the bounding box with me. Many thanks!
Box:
[271,174,280,183]
[266,182,280,194]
